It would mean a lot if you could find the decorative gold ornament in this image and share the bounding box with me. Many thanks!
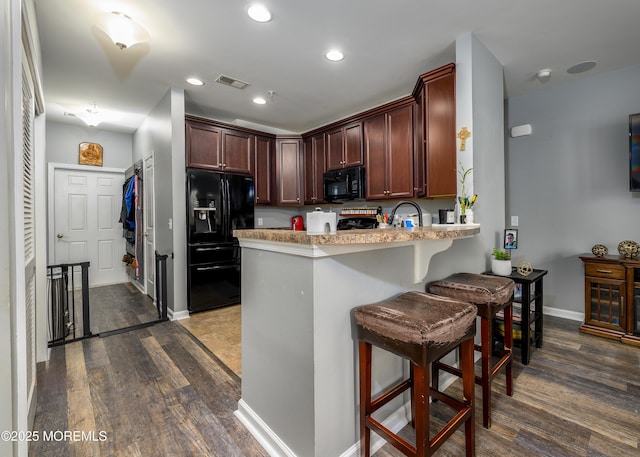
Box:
[516,260,534,276]
[456,127,471,151]
[591,244,608,257]
[617,240,639,259]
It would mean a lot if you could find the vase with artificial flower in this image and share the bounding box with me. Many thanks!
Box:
[457,162,477,223]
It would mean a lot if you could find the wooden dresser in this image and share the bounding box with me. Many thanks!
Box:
[579,254,640,346]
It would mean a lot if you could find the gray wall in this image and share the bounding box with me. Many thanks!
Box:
[45,121,133,168]
[133,87,187,316]
[506,63,640,317]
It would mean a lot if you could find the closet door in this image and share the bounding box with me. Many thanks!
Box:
[52,166,127,287]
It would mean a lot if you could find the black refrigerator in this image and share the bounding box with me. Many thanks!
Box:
[186,168,254,313]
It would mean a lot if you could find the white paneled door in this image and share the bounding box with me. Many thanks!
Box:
[52,166,126,287]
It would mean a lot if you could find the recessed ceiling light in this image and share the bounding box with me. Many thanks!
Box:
[253,97,267,105]
[186,77,204,86]
[248,5,271,22]
[325,49,344,62]
[567,61,597,74]
[536,69,552,80]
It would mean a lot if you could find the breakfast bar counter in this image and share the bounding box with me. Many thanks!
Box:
[234,224,479,245]
[234,225,479,457]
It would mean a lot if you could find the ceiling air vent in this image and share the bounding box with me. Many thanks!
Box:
[215,75,250,90]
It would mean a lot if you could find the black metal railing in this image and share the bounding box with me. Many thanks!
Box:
[155,251,169,320]
[47,262,91,346]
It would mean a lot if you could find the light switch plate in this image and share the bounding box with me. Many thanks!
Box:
[511,216,519,226]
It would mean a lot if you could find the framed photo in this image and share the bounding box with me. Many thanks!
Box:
[79,142,103,166]
[504,229,518,249]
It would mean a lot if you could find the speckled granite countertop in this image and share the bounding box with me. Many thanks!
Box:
[233,224,480,245]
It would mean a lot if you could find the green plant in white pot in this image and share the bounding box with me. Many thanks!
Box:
[491,248,512,276]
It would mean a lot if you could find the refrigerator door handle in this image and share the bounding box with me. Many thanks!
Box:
[224,178,231,238]
[194,246,234,252]
[195,264,236,272]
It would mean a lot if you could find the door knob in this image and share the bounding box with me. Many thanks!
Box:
[56,233,64,239]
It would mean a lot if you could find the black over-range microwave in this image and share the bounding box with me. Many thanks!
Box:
[323,166,365,202]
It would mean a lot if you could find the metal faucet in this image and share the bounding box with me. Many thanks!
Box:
[388,201,423,227]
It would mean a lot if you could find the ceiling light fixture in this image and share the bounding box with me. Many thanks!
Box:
[325,49,344,62]
[186,77,205,86]
[248,4,272,22]
[96,11,149,50]
[567,61,597,74]
[535,68,552,81]
[253,97,267,105]
[66,103,105,127]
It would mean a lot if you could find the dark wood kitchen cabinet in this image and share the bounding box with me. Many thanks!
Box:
[186,116,254,175]
[221,129,254,174]
[303,133,326,205]
[275,136,303,206]
[254,135,274,205]
[364,102,414,200]
[580,255,640,346]
[325,122,363,171]
[412,63,456,197]
[186,119,223,170]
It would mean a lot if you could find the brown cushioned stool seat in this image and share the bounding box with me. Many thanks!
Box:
[427,273,514,429]
[354,291,477,457]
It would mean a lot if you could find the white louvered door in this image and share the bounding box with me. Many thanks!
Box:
[21,51,36,425]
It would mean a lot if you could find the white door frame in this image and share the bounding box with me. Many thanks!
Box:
[47,162,126,267]
[143,151,155,298]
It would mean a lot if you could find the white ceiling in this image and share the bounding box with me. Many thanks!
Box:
[34,0,640,134]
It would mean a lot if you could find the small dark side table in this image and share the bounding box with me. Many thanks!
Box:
[485,268,548,365]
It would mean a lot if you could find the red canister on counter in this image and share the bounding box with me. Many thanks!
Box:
[291,215,304,231]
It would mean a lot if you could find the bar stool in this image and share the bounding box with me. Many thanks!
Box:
[427,273,514,429]
[354,291,477,457]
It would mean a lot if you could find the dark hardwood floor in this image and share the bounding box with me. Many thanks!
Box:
[78,282,160,336]
[30,320,268,457]
[31,313,639,456]
[376,316,640,457]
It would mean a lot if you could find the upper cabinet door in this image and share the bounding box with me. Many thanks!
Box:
[363,103,414,200]
[325,122,363,171]
[385,104,414,199]
[255,135,274,205]
[413,63,456,198]
[425,72,456,197]
[275,137,303,206]
[186,120,223,170]
[303,134,326,204]
[222,129,254,174]
[363,114,387,200]
[325,127,344,171]
[343,122,363,168]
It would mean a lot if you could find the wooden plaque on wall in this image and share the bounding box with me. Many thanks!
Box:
[79,142,103,166]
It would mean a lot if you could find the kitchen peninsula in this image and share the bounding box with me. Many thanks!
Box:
[234,225,479,457]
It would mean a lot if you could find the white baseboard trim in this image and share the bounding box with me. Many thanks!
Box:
[543,307,583,322]
[169,309,190,321]
[235,399,297,457]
